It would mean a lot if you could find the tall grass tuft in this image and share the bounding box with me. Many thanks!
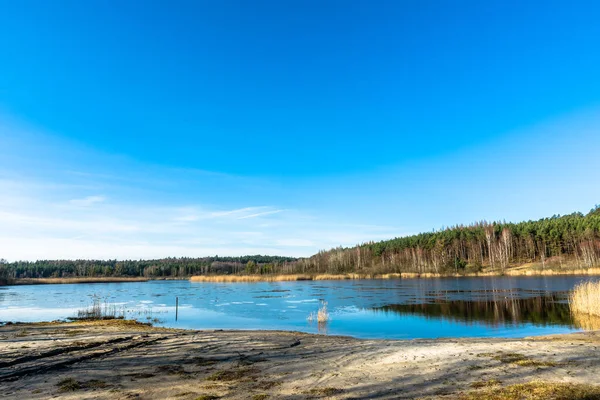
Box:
[76,295,125,320]
[307,301,330,325]
[570,281,600,317]
[317,301,330,323]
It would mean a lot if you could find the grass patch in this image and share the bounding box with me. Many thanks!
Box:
[306,387,343,397]
[57,378,81,392]
[190,357,218,366]
[156,365,187,375]
[65,329,86,336]
[479,352,558,367]
[56,378,107,392]
[130,372,156,379]
[194,396,220,400]
[494,352,557,367]
[470,379,501,389]
[252,395,269,400]
[206,367,256,382]
[459,381,600,400]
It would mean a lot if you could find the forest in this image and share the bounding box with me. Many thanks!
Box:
[1,206,599,281]
[0,255,297,281]
[291,206,600,275]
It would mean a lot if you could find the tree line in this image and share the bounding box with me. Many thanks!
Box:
[290,206,600,275]
[2,206,599,281]
[0,255,297,281]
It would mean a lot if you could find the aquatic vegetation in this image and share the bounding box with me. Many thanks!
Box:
[572,312,600,331]
[192,273,405,282]
[570,281,600,317]
[307,301,330,324]
[75,295,125,320]
[317,301,329,323]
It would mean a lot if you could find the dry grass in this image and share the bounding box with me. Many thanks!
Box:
[192,273,411,282]
[459,381,600,400]
[56,378,107,392]
[189,267,600,283]
[317,301,329,323]
[16,277,148,285]
[506,267,600,277]
[191,274,311,283]
[470,379,501,389]
[480,352,558,367]
[572,312,600,330]
[570,281,600,317]
[306,387,343,397]
[308,301,330,324]
[206,367,257,382]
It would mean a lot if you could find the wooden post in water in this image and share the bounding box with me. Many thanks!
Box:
[176,297,179,321]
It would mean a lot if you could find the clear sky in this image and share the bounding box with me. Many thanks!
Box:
[1,1,599,261]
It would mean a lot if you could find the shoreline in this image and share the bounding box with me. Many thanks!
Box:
[2,320,600,399]
[4,267,600,286]
[4,277,191,285]
[190,268,600,282]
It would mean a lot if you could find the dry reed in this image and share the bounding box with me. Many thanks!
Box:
[189,267,600,283]
[15,277,149,285]
[570,281,600,317]
[317,301,329,323]
[307,301,330,324]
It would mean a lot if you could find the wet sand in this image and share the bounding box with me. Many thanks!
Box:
[1,320,600,399]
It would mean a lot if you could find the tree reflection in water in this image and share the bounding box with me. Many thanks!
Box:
[371,293,597,329]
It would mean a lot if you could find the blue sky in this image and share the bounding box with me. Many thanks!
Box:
[1,1,599,260]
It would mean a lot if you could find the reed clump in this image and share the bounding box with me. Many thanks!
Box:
[74,295,125,320]
[570,281,600,317]
[308,301,330,324]
[317,301,329,323]
[15,277,149,285]
[190,274,312,283]
[192,273,410,283]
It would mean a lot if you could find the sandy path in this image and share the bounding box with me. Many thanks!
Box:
[1,321,599,399]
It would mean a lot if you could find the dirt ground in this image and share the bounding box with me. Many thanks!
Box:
[1,320,600,399]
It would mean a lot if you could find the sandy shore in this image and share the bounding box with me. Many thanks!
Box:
[1,321,600,399]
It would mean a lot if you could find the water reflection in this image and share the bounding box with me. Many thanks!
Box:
[372,294,576,328]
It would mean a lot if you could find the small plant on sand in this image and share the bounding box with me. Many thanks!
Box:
[57,378,81,392]
[570,281,600,317]
[306,387,343,397]
[56,378,106,392]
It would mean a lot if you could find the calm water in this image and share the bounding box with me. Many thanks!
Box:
[1,276,599,339]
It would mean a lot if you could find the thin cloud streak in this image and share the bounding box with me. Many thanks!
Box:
[236,210,284,219]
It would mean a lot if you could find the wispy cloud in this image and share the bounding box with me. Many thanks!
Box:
[69,195,106,207]
[0,115,407,260]
[236,209,284,219]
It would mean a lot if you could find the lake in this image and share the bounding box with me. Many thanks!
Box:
[1,276,598,339]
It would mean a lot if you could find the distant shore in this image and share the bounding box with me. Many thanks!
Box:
[190,267,600,282]
[4,266,600,286]
[7,277,151,285]
[2,319,600,399]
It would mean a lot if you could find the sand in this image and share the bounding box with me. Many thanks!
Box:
[1,320,600,399]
